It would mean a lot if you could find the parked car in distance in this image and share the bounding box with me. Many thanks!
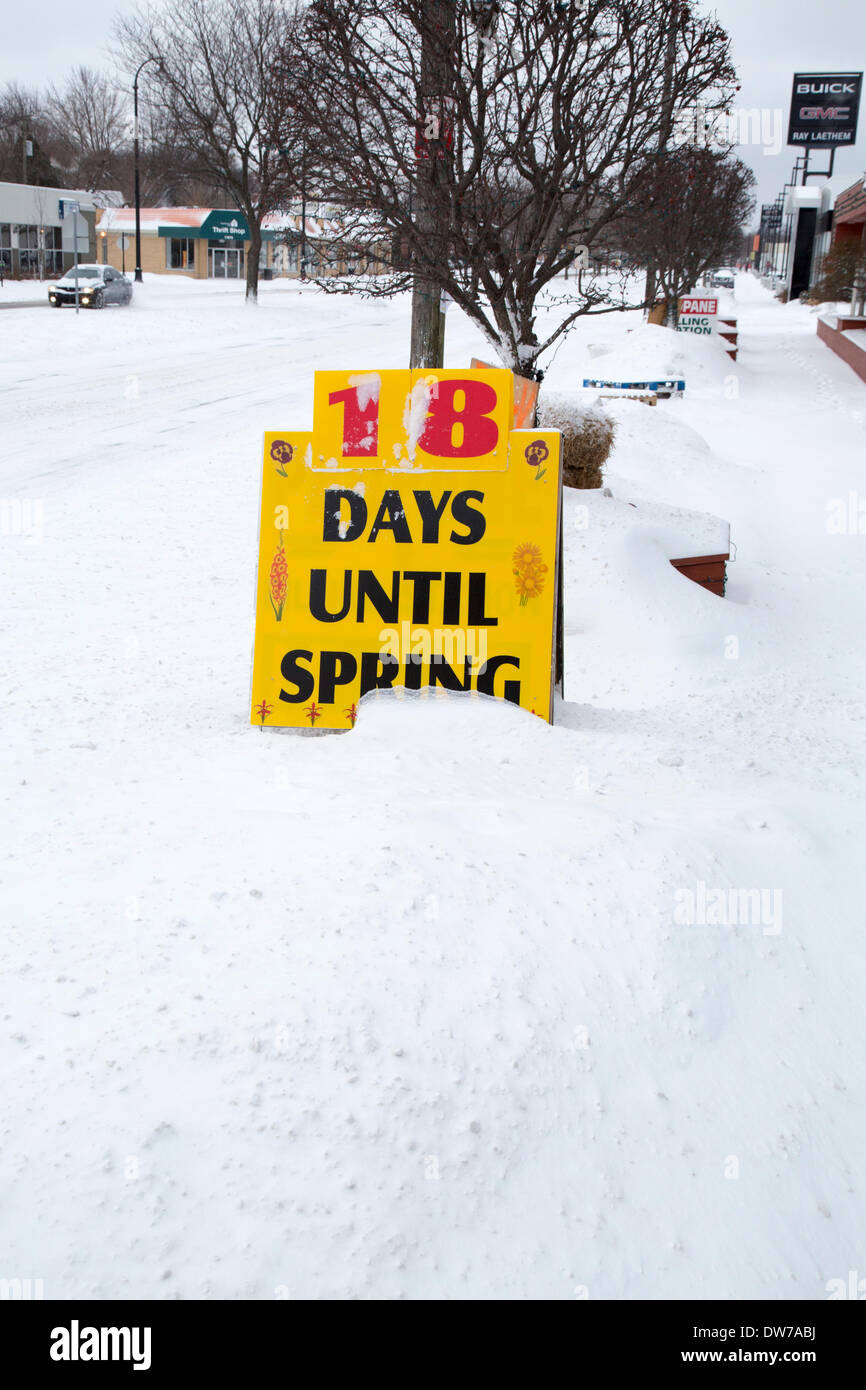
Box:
[48,265,133,309]
[711,269,735,290]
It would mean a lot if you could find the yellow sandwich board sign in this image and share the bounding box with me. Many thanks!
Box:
[250,368,562,730]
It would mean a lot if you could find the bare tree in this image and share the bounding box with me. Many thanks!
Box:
[115,0,304,301]
[46,67,129,191]
[284,0,737,376]
[619,147,755,323]
[0,82,59,186]
[125,92,222,206]
[812,238,866,312]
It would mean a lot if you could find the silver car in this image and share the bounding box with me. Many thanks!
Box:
[48,264,133,309]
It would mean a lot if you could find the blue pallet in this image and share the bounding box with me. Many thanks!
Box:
[583,378,686,393]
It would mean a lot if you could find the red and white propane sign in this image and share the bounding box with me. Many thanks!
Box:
[677,296,718,336]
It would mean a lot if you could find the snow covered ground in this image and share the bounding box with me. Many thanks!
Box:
[0,280,53,304]
[1,273,864,1299]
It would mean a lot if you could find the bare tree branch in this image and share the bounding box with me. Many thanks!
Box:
[283,0,738,374]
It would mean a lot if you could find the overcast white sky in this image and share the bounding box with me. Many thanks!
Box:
[3,0,865,220]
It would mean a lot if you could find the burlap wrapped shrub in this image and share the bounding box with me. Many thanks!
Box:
[536,395,616,489]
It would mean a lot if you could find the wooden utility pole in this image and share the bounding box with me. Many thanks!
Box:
[409,0,453,369]
[645,0,679,314]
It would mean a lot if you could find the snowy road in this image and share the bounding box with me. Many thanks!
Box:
[1,275,864,1299]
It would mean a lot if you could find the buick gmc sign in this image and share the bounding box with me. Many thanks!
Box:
[788,72,862,146]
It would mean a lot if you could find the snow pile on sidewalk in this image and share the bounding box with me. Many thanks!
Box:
[1,275,865,1299]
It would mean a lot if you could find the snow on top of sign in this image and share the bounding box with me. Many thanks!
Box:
[403,377,434,461]
[347,372,381,412]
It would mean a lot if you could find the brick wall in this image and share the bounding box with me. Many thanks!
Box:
[98,232,207,277]
[817,317,866,384]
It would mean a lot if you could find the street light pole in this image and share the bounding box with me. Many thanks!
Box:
[133,58,158,284]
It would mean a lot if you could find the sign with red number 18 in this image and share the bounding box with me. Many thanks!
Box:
[250,368,562,731]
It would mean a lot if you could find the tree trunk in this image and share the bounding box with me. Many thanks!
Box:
[409,0,453,369]
[410,279,444,368]
[409,158,444,367]
[246,221,261,303]
[645,1,679,320]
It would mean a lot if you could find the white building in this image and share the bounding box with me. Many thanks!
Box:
[0,182,122,279]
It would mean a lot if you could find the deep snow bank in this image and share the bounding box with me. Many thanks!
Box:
[1,275,864,1299]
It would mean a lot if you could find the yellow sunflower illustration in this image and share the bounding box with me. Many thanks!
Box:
[512,542,547,606]
[513,542,543,572]
[515,568,547,603]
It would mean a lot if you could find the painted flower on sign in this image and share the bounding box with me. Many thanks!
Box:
[269,535,288,620]
[270,439,294,476]
[513,542,548,607]
[255,698,273,729]
[524,439,549,482]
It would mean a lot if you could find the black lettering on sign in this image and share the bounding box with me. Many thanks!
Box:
[357,570,400,622]
[368,490,412,543]
[429,658,472,692]
[402,571,442,623]
[404,654,423,691]
[467,572,497,627]
[309,569,352,622]
[477,655,521,705]
[442,571,461,625]
[318,650,357,703]
[412,489,452,543]
[323,489,367,542]
[450,490,486,544]
[359,651,400,697]
[279,649,315,702]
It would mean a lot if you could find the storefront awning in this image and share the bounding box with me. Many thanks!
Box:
[157,210,251,241]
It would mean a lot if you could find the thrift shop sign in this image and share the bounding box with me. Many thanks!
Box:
[250,368,562,730]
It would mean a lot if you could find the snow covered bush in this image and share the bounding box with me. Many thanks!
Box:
[537,395,616,489]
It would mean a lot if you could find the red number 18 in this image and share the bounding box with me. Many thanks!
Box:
[419,379,499,458]
[328,387,379,456]
[329,376,500,459]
